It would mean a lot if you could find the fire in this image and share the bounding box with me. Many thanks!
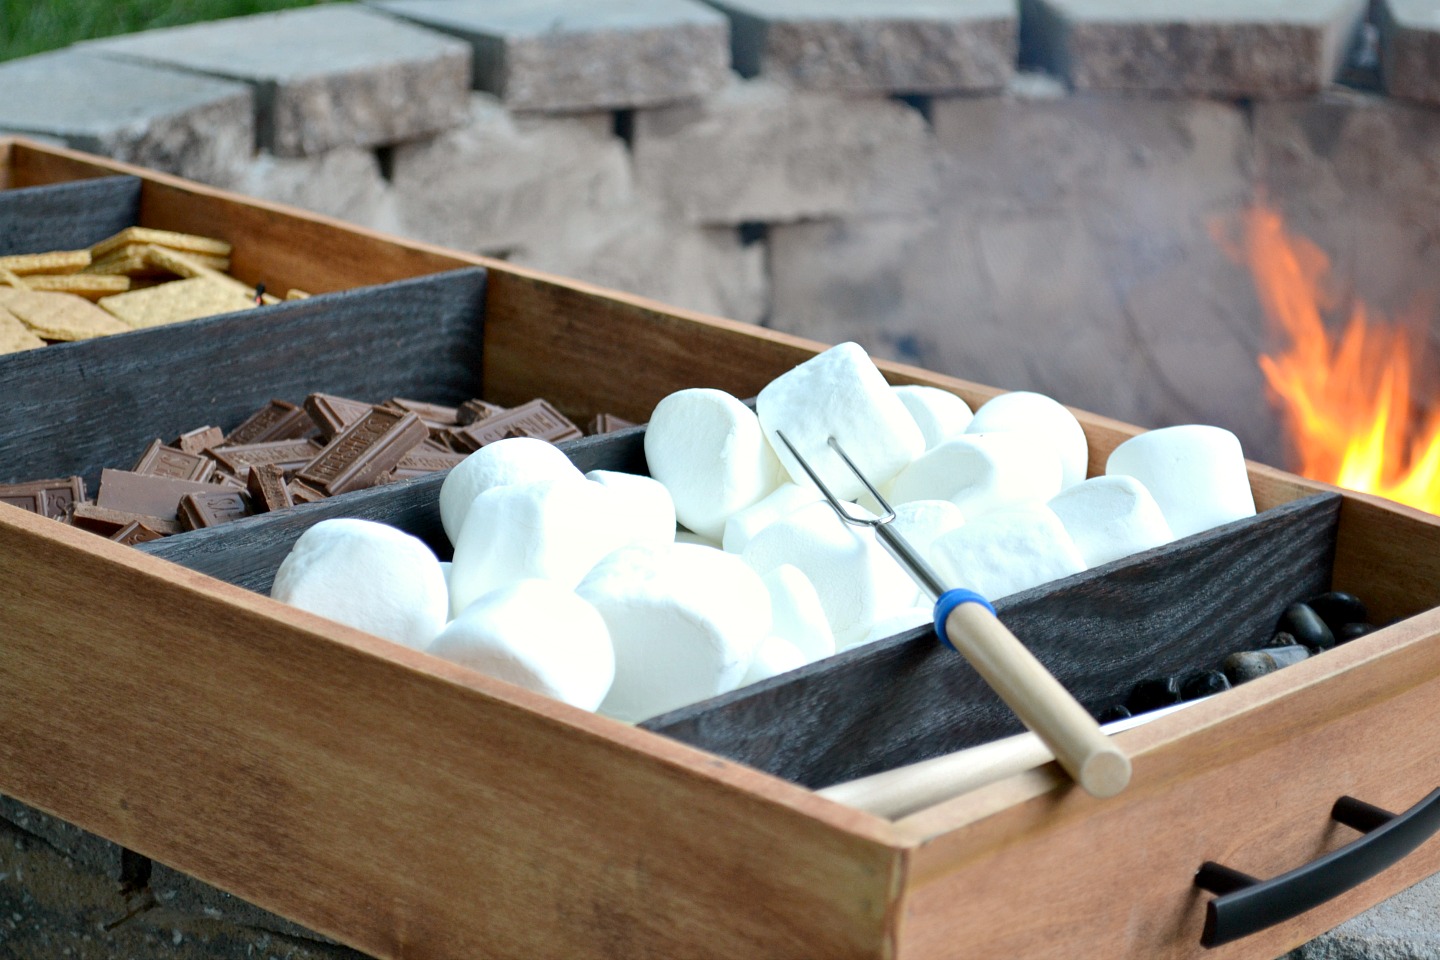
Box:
[1228,203,1440,513]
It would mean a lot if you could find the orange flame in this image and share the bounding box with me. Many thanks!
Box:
[1230,204,1440,513]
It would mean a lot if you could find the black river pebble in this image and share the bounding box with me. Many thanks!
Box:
[1096,704,1132,724]
[1222,644,1310,685]
[1336,622,1374,643]
[1305,591,1369,633]
[1127,676,1182,713]
[1278,602,1336,651]
[1181,670,1231,700]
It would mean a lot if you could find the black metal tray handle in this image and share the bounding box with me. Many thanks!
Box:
[1195,787,1440,948]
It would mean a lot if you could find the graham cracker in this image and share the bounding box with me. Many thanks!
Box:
[91,226,232,261]
[0,305,46,354]
[0,249,91,276]
[98,276,256,329]
[84,247,230,277]
[0,286,131,341]
[22,274,131,299]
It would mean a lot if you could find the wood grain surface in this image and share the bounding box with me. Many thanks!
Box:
[645,493,1341,788]
[0,175,140,256]
[0,269,486,488]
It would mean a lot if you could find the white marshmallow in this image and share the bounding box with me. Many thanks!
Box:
[967,391,1089,489]
[888,499,967,605]
[756,342,925,501]
[740,635,809,687]
[721,482,823,554]
[742,501,917,650]
[889,433,1063,517]
[426,580,615,711]
[578,542,770,722]
[674,527,723,549]
[761,564,835,662]
[1048,475,1175,568]
[271,518,448,651]
[439,437,581,545]
[893,384,974,450]
[644,388,781,541]
[448,478,628,617]
[1105,425,1256,539]
[851,606,935,650]
[585,469,676,546]
[930,503,1087,601]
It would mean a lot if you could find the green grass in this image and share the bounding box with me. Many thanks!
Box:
[1,0,333,62]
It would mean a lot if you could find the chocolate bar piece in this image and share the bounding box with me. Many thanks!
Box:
[385,397,460,426]
[133,438,216,482]
[96,468,219,522]
[456,398,505,425]
[246,463,293,513]
[177,490,253,530]
[209,471,248,490]
[225,399,311,445]
[296,408,427,496]
[449,399,582,452]
[175,425,223,455]
[0,476,86,520]
[72,502,181,537]
[304,393,373,440]
[209,438,322,478]
[395,450,468,473]
[110,520,165,545]
[587,413,636,435]
[286,479,328,504]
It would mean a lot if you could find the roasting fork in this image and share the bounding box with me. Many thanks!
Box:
[775,431,1131,798]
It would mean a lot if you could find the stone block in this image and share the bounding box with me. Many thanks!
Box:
[706,0,1015,92]
[1023,0,1368,96]
[1378,1,1440,106]
[633,77,937,225]
[369,0,731,111]
[232,147,396,232]
[0,50,253,186]
[0,794,130,881]
[85,5,470,157]
[1284,871,1440,959]
[148,862,342,947]
[513,202,769,325]
[389,94,632,256]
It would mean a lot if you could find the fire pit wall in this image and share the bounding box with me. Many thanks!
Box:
[5,0,1440,469]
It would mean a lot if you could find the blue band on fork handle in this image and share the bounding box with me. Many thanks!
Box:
[933,588,997,652]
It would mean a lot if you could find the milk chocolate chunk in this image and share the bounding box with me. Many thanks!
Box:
[456,398,505,425]
[246,464,293,513]
[110,520,165,545]
[224,399,311,445]
[175,425,224,455]
[395,450,467,473]
[0,477,86,520]
[72,503,181,537]
[96,468,218,522]
[133,438,216,482]
[449,399,581,451]
[385,397,460,426]
[177,490,253,531]
[304,393,373,440]
[286,479,328,504]
[296,409,427,496]
[587,413,636,435]
[209,438,322,478]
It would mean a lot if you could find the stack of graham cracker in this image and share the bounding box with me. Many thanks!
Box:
[0,227,307,355]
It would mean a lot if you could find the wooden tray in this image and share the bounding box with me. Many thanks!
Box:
[4,137,1440,959]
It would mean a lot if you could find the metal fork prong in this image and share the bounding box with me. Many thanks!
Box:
[774,430,877,528]
[826,436,896,523]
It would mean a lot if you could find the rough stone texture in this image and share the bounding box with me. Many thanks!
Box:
[148,863,345,947]
[513,198,769,324]
[0,49,253,186]
[84,5,471,158]
[1283,871,1440,959]
[1023,0,1369,96]
[0,795,130,881]
[1378,0,1440,106]
[370,0,731,112]
[389,93,633,257]
[1253,90,1440,366]
[706,0,1015,92]
[0,810,370,959]
[633,77,937,226]
[233,147,397,232]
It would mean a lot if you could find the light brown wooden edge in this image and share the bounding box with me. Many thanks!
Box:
[8,136,1440,957]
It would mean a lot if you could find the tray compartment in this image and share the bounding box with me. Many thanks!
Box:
[0,268,486,492]
[0,175,141,255]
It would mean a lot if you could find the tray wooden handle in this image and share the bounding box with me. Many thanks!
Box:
[940,598,1131,798]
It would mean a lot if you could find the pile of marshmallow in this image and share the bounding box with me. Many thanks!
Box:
[270,341,1257,722]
